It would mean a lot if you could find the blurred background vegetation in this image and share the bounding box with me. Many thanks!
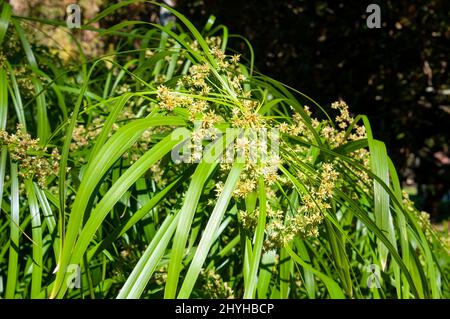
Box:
[9,0,450,222]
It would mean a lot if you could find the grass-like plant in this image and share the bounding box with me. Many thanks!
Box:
[0,1,448,299]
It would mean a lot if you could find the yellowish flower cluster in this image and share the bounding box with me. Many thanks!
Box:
[349,148,371,194]
[71,117,120,154]
[149,160,166,186]
[278,110,310,138]
[9,66,39,99]
[156,42,243,126]
[190,36,222,53]
[188,42,283,196]
[0,51,6,67]
[332,100,352,129]
[277,164,338,248]
[278,101,367,148]
[157,40,280,191]
[332,102,371,195]
[231,105,265,129]
[0,124,59,187]
[157,85,194,112]
[238,208,259,230]
[70,107,158,164]
[199,269,234,299]
[116,83,131,95]
[239,162,336,251]
[225,143,281,199]
[279,100,371,200]
[183,63,211,93]
[153,266,168,286]
[237,163,338,250]
[402,192,450,255]
[70,124,92,152]
[403,191,436,244]
[318,101,357,147]
[211,47,230,69]
[0,32,21,60]
[264,221,291,251]
[442,234,450,255]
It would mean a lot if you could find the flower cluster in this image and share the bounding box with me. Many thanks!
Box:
[0,124,59,187]
[199,269,234,299]
[13,66,38,99]
[266,163,339,250]
[149,160,166,186]
[237,163,339,250]
[238,207,259,230]
[402,192,450,255]
[0,61,45,99]
[0,51,6,67]
[70,104,159,164]
[403,191,436,243]
[153,266,168,286]
[70,117,119,162]
[280,100,371,197]
[0,30,21,60]
[189,36,222,54]
[278,100,367,149]
[157,85,194,112]
[157,39,282,194]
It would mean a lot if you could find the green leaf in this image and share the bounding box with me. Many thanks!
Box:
[25,180,43,298]
[178,161,243,298]
[286,245,346,299]
[117,214,179,299]
[165,132,238,298]
[5,161,19,299]
[244,176,267,298]
[0,67,7,129]
[51,116,185,298]
[0,2,12,45]
[60,128,189,297]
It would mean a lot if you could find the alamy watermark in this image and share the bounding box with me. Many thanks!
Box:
[366,4,381,29]
[366,264,381,289]
[66,4,81,29]
[66,264,81,289]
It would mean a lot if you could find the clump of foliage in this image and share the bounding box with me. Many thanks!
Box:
[0,1,448,299]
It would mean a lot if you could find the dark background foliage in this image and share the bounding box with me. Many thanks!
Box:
[173,0,450,218]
